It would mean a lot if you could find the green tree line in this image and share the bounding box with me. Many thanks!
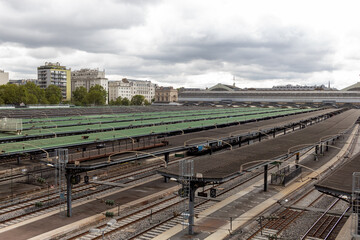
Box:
[72,85,107,106]
[0,82,152,106]
[109,94,151,106]
[0,82,62,105]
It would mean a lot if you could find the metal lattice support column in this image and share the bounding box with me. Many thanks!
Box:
[179,159,194,231]
[352,172,360,237]
[66,170,72,217]
[55,149,68,215]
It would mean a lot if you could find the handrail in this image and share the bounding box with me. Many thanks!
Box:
[183,137,232,150]
[108,150,167,167]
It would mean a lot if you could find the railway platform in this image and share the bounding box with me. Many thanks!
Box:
[0,178,178,240]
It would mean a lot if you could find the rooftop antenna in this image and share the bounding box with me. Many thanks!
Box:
[328,81,330,89]
[233,76,235,87]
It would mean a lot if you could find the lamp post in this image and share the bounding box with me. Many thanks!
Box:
[21,142,51,162]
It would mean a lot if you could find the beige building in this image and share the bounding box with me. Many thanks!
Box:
[37,62,71,100]
[108,78,156,102]
[0,70,9,85]
[71,68,108,92]
[155,86,178,102]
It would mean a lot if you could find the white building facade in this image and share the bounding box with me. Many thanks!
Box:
[71,69,108,103]
[0,70,9,85]
[71,69,108,92]
[108,78,156,102]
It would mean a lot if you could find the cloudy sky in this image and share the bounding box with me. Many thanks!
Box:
[0,0,359,89]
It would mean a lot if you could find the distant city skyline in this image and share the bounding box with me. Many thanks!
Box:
[0,0,359,90]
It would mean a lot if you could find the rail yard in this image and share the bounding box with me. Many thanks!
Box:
[0,105,359,240]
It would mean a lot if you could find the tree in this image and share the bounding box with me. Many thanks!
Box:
[86,85,107,105]
[17,85,29,104]
[0,84,24,105]
[109,99,116,105]
[24,82,47,104]
[144,99,151,106]
[114,96,122,105]
[46,85,63,104]
[109,96,122,105]
[121,97,130,106]
[131,95,145,105]
[72,86,88,106]
[26,93,38,104]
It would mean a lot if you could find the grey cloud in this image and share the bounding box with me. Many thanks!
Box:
[138,24,335,80]
[0,0,150,52]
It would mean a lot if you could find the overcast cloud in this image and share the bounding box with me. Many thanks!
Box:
[0,0,359,89]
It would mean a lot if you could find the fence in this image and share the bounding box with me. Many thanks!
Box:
[0,118,23,134]
[271,165,302,186]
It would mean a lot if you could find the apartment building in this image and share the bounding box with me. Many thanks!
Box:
[0,70,9,85]
[108,78,156,102]
[37,62,71,100]
[71,68,108,92]
[154,86,178,102]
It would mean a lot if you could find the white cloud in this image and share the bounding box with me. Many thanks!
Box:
[0,0,359,89]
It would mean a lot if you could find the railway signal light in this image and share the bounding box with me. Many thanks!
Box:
[84,175,89,184]
[198,191,208,197]
[76,175,81,184]
[178,188,189,198]
[210,188,216,198]
[71,174,81,184]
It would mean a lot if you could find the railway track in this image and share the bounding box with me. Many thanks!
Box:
[63,134,317,240]
[244,193,350,240]
[0,109,340,240]
[68,164,268,240]
[129,200,216,240]
[246,189,325,239]
[0,150,183,209]
[300,200,350,240]
[0,160,170,228]
[0,116,300,224]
